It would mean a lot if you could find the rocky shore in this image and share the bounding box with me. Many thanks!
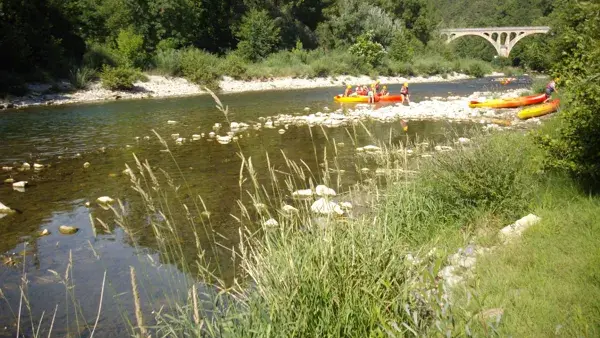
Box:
[0,73,473,110]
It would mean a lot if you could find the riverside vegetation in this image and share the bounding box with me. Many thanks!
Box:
[3,0,600,337]
[1,0,558,96]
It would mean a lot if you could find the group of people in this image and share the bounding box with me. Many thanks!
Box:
[343,80,410,104]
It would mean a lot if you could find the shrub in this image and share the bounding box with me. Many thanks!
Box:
[100,65,138,91]
[83,43,118,70]
[69,67,97,89]
[220,53,248,80]
[348,31,386,67]
[153,49,182,76]
[179,48,222,90]
[389,31,422,62]
[236,9,281,62]
[382,132,542,245]
[535,1,600,184]
[116,27,146,68]
[464,60,491,78]
[0,72,28,97]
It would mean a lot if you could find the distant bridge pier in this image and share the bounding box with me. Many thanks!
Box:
[440,26,551,57]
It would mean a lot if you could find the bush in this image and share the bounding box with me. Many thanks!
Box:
[220,53,248,80]
[83,43,118,70]
[100,65,138,91]
[382,132,542,245]
[69,67,97,89]
[536,1,600,183]
[0,72,28,97]
[116,27,146,68]
[389,31,422,62]
[413,56,451,76]
[462,60,492,78]
[348,31,386,67]
[153,49,182,76]
[236,9,281,62]
[179,48,222,90]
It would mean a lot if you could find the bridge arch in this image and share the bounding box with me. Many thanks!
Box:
[440,27,550,57]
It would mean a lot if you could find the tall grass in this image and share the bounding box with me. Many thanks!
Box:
[121,91,550,336]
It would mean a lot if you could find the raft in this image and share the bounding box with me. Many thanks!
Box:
[334,94,403,103]
[517,99,560,120]
[469,93,546,109]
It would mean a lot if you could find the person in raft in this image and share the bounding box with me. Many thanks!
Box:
[344,84,353,97]
[544,78,558,103]
[368,85,376,103]
[379,85,389,96]
[400,82,410,104]
[373,80,381,92]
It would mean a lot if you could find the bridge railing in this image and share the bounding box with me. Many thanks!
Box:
[440,26,550,33]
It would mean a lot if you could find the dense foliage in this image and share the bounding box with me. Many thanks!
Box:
[0,0,561,95]
[536,0,600,183]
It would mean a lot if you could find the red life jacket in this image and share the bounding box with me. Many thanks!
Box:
[401,86,409,95]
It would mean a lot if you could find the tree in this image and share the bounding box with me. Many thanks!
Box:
[316,0,402,49]
[236,9,281,61]
[536,0,600,183]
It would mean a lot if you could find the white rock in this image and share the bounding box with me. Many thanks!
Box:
[96,196,115,204]
[175,137,184,144]
[12,181,27,188]
[278,129,286,134]
[22,163,31,170]
[311,198,344,215]
[213,123,222,130]
[167,120,177,125]
[134,136,140,141]
[216,135,232,144]
[2,166,13,171]
[208,132,216,138]
[361,168,370,173]
[200,133,205,137]
[143,136,151,140]
[33,163,44,170]
[292,189,313,198]
[281,205,299,214]
[192,134,201,140]
[40,229,50,236]
[264,218,279,227]
[304,107,310,111]
[315,185,336,197]
[0,202,14,214]
[230,122,240,130]
[499,214,541,242]
[171,133,180,139]
[83,162,91,168]
[362,145,381,152]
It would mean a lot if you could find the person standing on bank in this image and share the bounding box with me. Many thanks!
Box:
[544,78,559,103]
[400,82,410,105]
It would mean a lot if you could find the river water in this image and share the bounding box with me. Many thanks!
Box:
[0,77,529,336]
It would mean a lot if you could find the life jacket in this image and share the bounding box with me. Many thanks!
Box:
[401,86,409,95]
[344,88,352,96]
[546,81,556,92]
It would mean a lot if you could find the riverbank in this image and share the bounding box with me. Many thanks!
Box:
[0,73,476,110]
[145,120,600,336]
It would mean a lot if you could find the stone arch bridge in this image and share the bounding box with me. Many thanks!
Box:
[440,26,551,57]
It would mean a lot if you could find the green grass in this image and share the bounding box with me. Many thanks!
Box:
[456,175,600,337]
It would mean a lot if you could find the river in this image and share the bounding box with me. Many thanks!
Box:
[0,77,530,337]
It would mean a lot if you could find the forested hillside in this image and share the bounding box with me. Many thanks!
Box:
[0,0,557,94]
